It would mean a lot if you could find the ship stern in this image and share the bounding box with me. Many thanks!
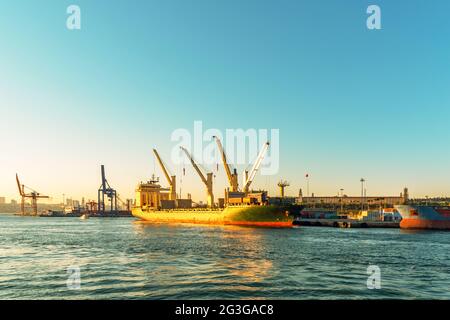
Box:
[222,205,302,228]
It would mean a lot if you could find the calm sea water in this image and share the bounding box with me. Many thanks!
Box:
[0,214,449,299]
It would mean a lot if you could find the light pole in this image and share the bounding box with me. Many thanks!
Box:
[306,173,310,197]
[340,188,344,213]
[364,188,367,211]
[360,178,365,212]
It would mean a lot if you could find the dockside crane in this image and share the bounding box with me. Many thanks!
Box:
[15,174,49,215]
[153,149,177,200]
[213,136,239,192]
[243,142,270,193]
[179,146,214,208]
[98,165,118,213]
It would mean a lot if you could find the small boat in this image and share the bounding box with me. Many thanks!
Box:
[80,214,89,220]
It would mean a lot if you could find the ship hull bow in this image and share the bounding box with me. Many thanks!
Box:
[395,205,450,230]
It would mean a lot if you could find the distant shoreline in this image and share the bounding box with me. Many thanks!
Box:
[0,204,62,214]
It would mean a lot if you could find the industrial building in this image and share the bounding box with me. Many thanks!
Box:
[297,188,409,207]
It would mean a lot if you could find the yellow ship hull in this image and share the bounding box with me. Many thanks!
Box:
[132,205,302,228]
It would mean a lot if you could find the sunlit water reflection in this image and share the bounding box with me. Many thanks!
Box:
[0,215,449,299]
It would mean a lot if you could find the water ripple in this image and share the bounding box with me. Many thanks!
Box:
[1,214,449,299]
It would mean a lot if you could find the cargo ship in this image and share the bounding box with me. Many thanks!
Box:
[132,142,303,228]
[395,204,450,230]
[132,178,303,227]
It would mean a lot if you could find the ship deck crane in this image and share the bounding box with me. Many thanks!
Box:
[16,174,49,216]
[213,136,239,192]
[180,146,214,208]
[243,142,270,193]
[153,149,176,200]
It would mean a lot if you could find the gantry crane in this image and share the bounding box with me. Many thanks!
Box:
[213,136,239,192]
[243,142,270,193]
[153,149,177,200]
[277,180,290,198]
[15,174,49,216]
[179,146,214,208]
[98,165,118,213]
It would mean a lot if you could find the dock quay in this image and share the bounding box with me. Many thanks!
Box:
[14,211,132,218]
[293,218,399,228]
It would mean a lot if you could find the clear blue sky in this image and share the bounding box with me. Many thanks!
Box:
[1,0,449,203]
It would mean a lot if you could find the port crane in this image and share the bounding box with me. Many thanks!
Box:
[98,165,118,213]
[179,146,214,208]
[213,136,239,192]
[243,142,270,193]
[153,149,177,200]
[15,174,49,215]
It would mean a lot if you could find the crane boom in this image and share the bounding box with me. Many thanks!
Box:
[213,136,232,183]
[153,149,172,185]
[16,174,24,196]
[180,146,214,208]
[180,147,207,185]
[15,173,49,215]
[243,142,270,193]
[213,136,238,192]
[152,149,177,200]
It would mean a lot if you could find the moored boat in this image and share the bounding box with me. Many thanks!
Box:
[132,204,302,227]
[395,205,450,230]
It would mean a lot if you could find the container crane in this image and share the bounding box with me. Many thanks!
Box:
[179,146,214,208]
[243,142,270,193]
[15,173,49,215]
[213,136,239,192]
[98,165,118,213]
[153,149,176,200]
